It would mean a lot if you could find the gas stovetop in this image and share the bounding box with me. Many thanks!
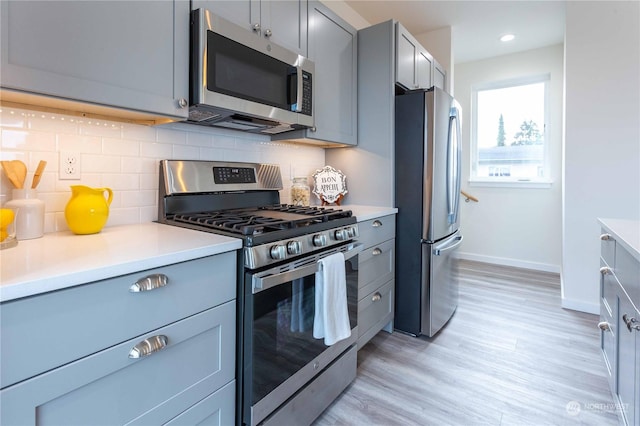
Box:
[169,204,353,238]
[158,160,359,269]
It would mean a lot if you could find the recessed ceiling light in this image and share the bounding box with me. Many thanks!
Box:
[500,34,515,42]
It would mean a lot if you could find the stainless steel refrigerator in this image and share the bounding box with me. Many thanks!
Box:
[394,86,463,337]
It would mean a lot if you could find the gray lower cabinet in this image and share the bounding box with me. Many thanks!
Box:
[0,0,189,123]
[357,214,396,348]
[192,0,308,56]
[599,229,640,426]
[0,252,237,425]
[273,1,358,146]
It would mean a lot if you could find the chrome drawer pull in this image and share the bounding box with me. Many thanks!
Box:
[129,274,169,292]
[372,220,382,228]
[599,267,612,276]
[128,335,168,359]
[622,314,640,332]
[599,233,612,241]
[372,248,382,256]
[597,321,610,331]
[372,292,382,302]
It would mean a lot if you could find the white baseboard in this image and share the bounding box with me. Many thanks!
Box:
[561,298,599,315]
[457,251,561,273]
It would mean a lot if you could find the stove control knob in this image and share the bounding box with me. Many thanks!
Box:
[287,240,302,255]
[346,227,357,238]
[270,244,287,260]
[312,234,327,247]
[334,229,349,241]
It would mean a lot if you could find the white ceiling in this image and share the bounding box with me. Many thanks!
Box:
[343,0,566,64]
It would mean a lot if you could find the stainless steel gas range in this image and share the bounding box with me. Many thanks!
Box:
[158,160,361,426]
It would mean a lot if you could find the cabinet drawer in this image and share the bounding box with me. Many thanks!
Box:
[1,252,236,388]
[616,246,640,308]
[165,380,235,426]
[0,302,235,425]
[358,239,395,297]
[357,215,396,249]
[600,229,616,267]
[357,280,394,343]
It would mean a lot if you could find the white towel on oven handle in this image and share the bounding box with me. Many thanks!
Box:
[313,252,351,345]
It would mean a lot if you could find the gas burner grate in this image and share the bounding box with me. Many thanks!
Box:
[258,204,352,221]
[170,205,351,236]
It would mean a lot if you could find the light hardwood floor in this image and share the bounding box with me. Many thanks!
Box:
[314,260,619,426]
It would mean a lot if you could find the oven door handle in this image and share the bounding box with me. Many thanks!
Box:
[252,243,363,294]
[253,263,320,293]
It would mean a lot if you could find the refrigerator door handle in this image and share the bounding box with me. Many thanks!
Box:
[446,107,462,224]
[433,234,464,256]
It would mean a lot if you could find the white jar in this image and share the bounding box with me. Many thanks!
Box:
[5,189,45,240]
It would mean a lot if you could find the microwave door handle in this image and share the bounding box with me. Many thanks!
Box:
[294,66,303,112]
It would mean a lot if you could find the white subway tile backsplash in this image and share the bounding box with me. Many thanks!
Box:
[121,123,156,142]
[103,173,139,191]
[57,133,102,153]
[172,144,200,160]
[156,127,187,145]
[0,105,326,233]
[78,121,123,138]
[102,138,140,156]
[28,112,79,134]
[121,157,143,174]
[0,109,26,128]
[83,154,121,173]
[2,129,56,151]
[186,131,214,147]
[140,141,172,159]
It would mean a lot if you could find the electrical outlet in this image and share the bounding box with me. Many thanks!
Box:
[59,151,81,180]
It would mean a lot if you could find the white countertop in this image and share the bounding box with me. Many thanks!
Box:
[344,205,398,222]
[0,223,242,303]
[598,218,640,262]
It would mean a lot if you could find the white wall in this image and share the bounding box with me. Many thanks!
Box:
[0,106,325,233]
[455,44,564,273]
[563,1,640,313]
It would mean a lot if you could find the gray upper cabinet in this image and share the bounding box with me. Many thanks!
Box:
[0,0,190,123]
[416,48,434,90]
[396,22,432,91]
[193,0,308,56]
[395,22,446,92]
[396,23,420,90]
[272,1,357,146]
[434,59,447,91]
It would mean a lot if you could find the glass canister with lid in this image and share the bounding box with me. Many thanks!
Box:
[291,177,310,206]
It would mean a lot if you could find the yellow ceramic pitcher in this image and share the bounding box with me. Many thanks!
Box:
[64,185,113,235]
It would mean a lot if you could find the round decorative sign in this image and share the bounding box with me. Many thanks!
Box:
[312,166,348,205]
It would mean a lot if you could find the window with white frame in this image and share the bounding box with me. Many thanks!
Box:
[470,75,551,186]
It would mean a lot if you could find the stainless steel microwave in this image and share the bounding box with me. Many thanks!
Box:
[189,9,314,134]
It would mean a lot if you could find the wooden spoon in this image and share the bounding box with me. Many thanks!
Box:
[31,160,47,189]
[10,160,27,189]
[1,161,21,189]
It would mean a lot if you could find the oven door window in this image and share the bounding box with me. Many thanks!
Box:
[207,31,295,111]
[249,258,357,404]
